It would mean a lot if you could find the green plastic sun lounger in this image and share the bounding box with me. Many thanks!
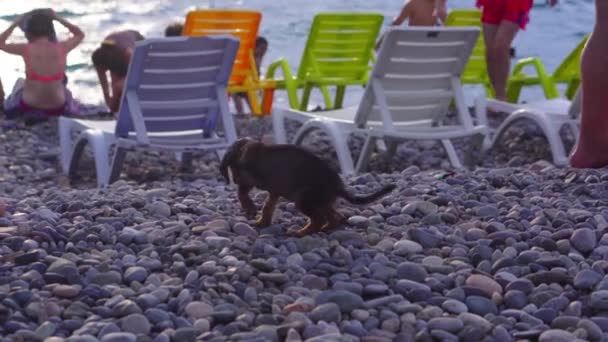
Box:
[507,34,589,103]
[265,13,383,111]
[445,9,494,98]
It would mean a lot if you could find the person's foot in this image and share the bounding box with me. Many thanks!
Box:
[570,143,608,168]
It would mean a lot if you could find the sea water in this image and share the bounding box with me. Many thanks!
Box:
[0,0,594,109]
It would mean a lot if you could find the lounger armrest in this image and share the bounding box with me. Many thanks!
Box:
[265,58,295,83]
[510,57,551,79]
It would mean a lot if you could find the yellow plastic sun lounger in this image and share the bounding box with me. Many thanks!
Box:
[265,13,383,111]
[183,10,276,116]
[506,35,589,103]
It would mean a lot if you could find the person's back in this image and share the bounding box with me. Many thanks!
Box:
[22,38,66,110]
[376,0,443,50]
[104,30,144,51]
[408,0,443,26]
[0,10,84,115]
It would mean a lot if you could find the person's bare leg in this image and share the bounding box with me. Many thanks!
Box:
[233,96,245,115]
[570,1,608,168]
[0,78,4,110]
[485,21,519,101]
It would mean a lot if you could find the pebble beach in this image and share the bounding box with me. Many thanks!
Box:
[1,114,608,342]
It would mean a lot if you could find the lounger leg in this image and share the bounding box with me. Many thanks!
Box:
[248,89,261,115]
[356,134,377,173]
[334,86,346,109]
[272,109,289,144]
[542,123,569,166]
[108,145,127,186]
[385,138,399,158]
[326,125,355,175]
[180,152,193,171]
[58,118,73,174]
[85,131,113,187]
[441,139,463,169]
[300,84,313,111]
[320,85,332,110]
[67,134,89,180]
[375,139,388,153]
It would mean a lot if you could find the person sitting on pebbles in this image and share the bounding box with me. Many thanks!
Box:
[92,29,144,114]
[0,9,84,119]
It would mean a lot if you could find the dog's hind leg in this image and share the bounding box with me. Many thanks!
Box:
[288,196,329,237]
[256,193,279,228]
[238,185,257,219]
[287,212,326,237]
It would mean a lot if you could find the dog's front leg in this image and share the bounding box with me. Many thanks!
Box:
[256,193,279,228]
[237,185,257,219]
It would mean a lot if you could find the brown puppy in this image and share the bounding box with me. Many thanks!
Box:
[219,138,396,237]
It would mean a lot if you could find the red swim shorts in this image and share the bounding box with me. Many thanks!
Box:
[476,0,534,30]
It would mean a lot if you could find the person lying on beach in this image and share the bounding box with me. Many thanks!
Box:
[375,0,444,50]
[232,36,268,115]
[92,30,144,113]
[433,0,558,101]
[0,10,84,119]
[164,22,183,37]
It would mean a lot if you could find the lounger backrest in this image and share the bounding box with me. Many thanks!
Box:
[445,10,487,86]
[298,13,383,82]
[115,36,239,141]
[354,27,479,130]
[552,34,588,83]
[183,10,261,86]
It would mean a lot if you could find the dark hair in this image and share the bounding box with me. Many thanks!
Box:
[165,23,183,37]
[25,13,55,40]
[256,36,268,47]
[92,44,129,77]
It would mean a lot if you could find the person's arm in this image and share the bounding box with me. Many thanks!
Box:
[50,11,85,52]
[375,1,411,50]
[96,67,112,108]
[0,15,26,55]
[108,74,124,113]
[433,0,448,20]
[391,1,412,26]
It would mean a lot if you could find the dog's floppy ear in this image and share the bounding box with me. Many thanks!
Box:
[219,138,252,183]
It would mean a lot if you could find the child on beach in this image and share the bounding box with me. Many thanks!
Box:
[433,0,558,101]
[164,22,183,37]
[0,10,84,118]
[376,0,444,50]
[92,30,144,113]
[233,36,268,114]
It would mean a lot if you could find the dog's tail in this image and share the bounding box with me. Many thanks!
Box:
[339,184,396,205]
